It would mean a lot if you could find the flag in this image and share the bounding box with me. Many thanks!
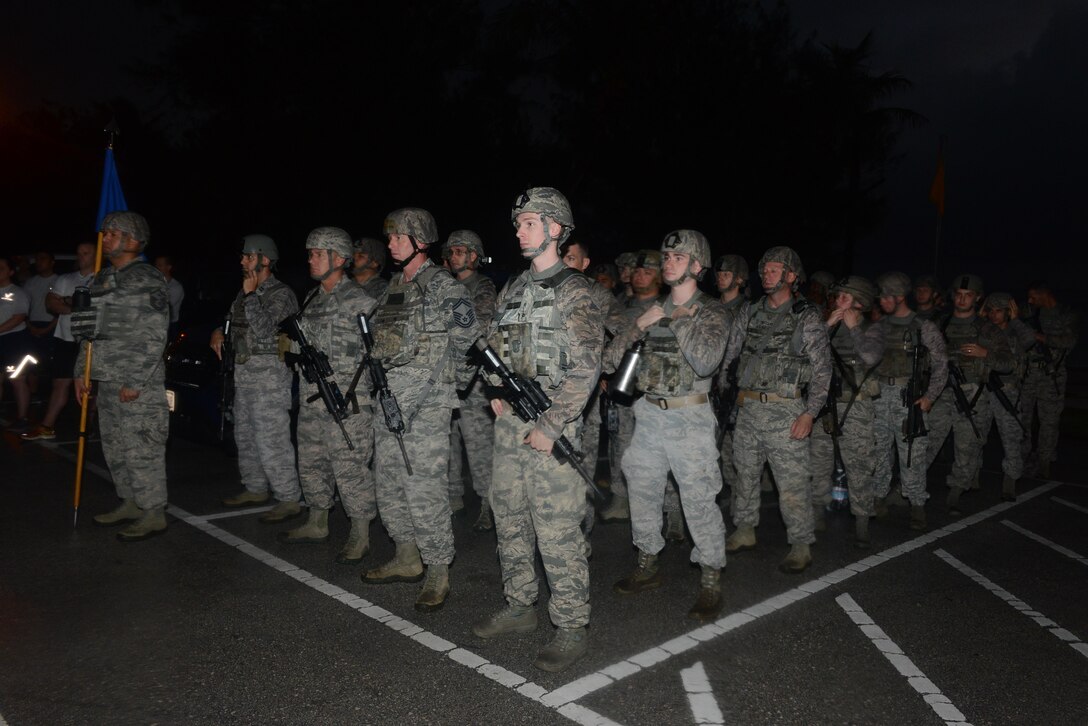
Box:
[95,147,128,230]
[928,142,945,218]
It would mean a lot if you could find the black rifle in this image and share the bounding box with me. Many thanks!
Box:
[986,370,1025,431]
[946,361,983,440]
[218,314,235,442]
[473,339,605,501]
[1024,309,1062,396]
[280,315,354,450]
[713,360,740,449]
[901,329,928,467]
[357,313,412,474]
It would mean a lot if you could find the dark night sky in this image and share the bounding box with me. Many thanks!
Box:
[3,0,1085,303]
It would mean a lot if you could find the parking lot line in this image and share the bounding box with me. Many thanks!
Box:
[1052,496,1088,517]
[1000,520,1088,566]
[836,592,968,724]
[680,662,724,726]
[935,549,1088,660]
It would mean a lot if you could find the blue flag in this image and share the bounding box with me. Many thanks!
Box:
[95,147,128,230]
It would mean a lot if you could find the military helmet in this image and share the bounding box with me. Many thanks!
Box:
[714,254,749,280]
[951,273,984,296]
[241,234,278,262]
[101,211,150,245]
[510,187,575,231]
[383,208,438,247]
[615,251,638,270]
[913,273,940,291]
[590,262,618,284]
[876,271,912,297]
[830,275,878,311]
[443,229,485,259]
[661,229,712,270]
[305,226,354,259]
[810,270,835,288]
[982,292,1013,311]
[353,237,386,268]
[633,249,662,270]
[758,246,804,282]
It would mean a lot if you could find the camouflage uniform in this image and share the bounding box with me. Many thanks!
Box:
[228,275,301,504]
[871,313,947,504]
[359,276,388,302]
[489,259,601,628]
[724,295,831,546]
[607,290,729,569]
[295,276,378,520]
[74,256,169,512]
[978,298,1036,482]
[1019,303,1079,468]
[371,258,479,567]
[448,269,498,503]
[715,294,750,502]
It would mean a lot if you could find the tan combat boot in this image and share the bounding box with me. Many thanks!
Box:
[1002,475,1018,502]
[778,543,812,574]
[599,494,630,523]
[259,500,302,524]
[472,603,538,638]
[362,541,424,584]
[613,550,663,595]
[277,508,329,544]
[909,505,927,531]
[725,525,757,553]
[222,490,270,507]
[414,564,450,612]
[335,517,371,564]
[687,565,723,622]
[117,508,167,542]
[534,627,588,673]
[93,499,141,527]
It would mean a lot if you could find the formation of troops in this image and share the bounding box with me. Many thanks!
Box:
[54,189,1078,673]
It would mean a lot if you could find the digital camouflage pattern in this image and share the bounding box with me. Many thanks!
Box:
[715,295,750,500]
[383,208,439,247]
[1019,302,1078,465]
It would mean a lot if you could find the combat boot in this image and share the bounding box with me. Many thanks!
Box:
[222,490,270,507]
[946,487,965,516]
[472,603,538,638]
[687,565,723,622]
[93,498,140,527]
[909,505,927,531]
[665,509,686,542]
[414,564,450,612]
[277,508,329,544]
[259,500,302,524]
[813,503,827,533]
[725,525,757,553]
[613,550,662,595]
[473,501,494,532]
[534,627,588,673]
[778,543,812,574]
[117,508,167,542]
[1002,475,1018,502]
[599,494,630,523]
[362,541,424,584]
[854,517,871,550]
[335,517,371,564]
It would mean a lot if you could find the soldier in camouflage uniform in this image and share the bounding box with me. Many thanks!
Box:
[980,293,1036,500]
[712,254,750,510]
[607,231,729,620]
[1020,281,1079,478]
[352,236,389,301]
[362,209,479,614]
[925,274,1016,515]
[212,235,302,524]
[723,247,830,573]
[278,228,379,567]
[808,276,884,547]
[441,230,498,531]
[806,270,835,309]
[913,274,943,322]
[72,212,170,541]
[870,272,948,529]
[615,251,637,299]
[471,187,600,673]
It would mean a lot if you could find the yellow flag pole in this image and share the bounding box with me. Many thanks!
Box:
[73,230,104,527]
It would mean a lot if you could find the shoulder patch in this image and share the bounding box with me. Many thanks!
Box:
[451,298,477,328]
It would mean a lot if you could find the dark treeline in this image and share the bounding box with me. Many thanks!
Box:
[0,0,921,296]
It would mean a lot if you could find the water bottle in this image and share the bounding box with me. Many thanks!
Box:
[829,458,849,511]
[611,339,644,400]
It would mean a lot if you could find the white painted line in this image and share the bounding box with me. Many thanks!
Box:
[935,549,1088,660]
[200,505,275,520]
[1052,496,1088,516]
[1000,520,1088,565]
[836,593,968,724]
[681,662,724,725]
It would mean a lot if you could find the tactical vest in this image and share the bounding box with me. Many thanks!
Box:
[300,280,364,380]
[943,315,985,383]
[232,278,291,364]
[89,262,167,340]
[371,262,450,373]
[635,291,712,397]
[876,315,923,378]
[829,323,880,401]
[736,297,813,398]
[494,268,578,385]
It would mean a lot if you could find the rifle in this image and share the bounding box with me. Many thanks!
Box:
[280,315,354,450]
[357,313,412,474]
[825,370,850,510]
[901,328,928,466]
[713,361,740,449]
[987,370,1025,431]
[946,361,983,440]
[1024,309,1062,396]
[218,314,235,441]
[473,338,605,501]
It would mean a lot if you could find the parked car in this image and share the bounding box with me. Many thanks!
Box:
[164,321,233,448]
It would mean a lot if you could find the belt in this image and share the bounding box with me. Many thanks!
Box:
[645,392,709,410]
[737,390,796,404]
[882,376,911,386]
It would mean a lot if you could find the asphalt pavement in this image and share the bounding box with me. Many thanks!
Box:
[2,397,1087,726]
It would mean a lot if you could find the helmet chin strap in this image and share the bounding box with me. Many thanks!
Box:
[312,250,341,281]
[393,237,426,269]
[672,260,701,286]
